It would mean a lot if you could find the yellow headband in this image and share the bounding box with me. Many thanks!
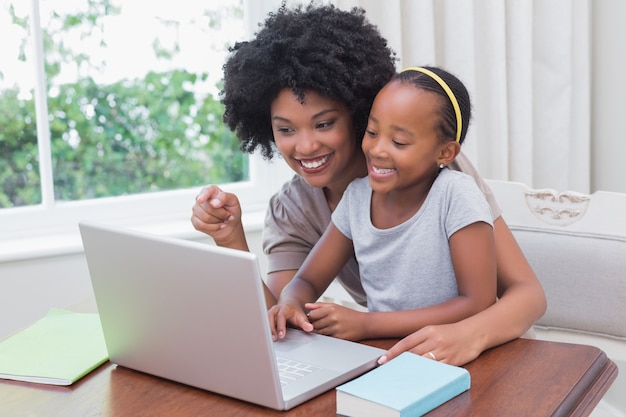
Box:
[401,66,462,143]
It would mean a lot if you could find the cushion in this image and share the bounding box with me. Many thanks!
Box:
[511,226,626,340]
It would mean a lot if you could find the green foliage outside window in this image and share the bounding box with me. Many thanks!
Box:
[0,0,247,208]
[0,87,39,207]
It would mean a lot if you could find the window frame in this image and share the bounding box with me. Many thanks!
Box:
[0,0,291,262]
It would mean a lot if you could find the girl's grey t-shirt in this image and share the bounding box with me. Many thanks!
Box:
[331,169,493,312]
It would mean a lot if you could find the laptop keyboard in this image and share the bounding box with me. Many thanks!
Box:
[276,357,321,386]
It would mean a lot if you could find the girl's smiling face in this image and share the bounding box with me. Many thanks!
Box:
[270,88,365,193]
[363,80,449,196]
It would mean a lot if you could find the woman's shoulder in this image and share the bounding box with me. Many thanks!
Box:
[273,174,325,204]
[265,175,331,244]
[268,175,331,224]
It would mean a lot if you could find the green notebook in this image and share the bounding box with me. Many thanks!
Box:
[0,308,109,386]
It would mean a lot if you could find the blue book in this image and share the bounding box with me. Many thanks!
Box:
[336,352,470,417]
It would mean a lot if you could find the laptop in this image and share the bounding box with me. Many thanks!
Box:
[78,220,384,410]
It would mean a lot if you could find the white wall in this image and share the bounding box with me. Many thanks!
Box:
[0,253,92,338]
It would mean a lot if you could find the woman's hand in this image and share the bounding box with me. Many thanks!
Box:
[377,322,485,366]
[191,185,248,250]
[304,302,367,341]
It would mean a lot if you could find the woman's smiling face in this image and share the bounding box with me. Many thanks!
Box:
[270,88,363,191]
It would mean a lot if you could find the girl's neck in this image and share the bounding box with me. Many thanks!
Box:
[370,173,437,229]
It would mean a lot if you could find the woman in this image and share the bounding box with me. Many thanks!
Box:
[191,3,546,366]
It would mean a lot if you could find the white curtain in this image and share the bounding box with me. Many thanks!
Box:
[246,0,592,193]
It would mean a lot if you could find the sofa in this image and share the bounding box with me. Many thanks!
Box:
[486,179,625,416]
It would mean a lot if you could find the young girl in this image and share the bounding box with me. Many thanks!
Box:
[192,4,545,365]
[268,67,497,342]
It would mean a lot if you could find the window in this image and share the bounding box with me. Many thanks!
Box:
[0,0,290,260]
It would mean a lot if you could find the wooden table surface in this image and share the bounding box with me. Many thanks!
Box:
[0,337,617,417]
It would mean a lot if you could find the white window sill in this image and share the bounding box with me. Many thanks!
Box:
[0,208,266,263]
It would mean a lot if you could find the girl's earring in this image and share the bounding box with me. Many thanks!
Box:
[439,163,445,169]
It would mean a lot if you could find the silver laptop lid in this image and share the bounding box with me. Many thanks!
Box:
[79,221,285,409]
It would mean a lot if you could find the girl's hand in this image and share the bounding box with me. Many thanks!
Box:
[304,302,367,341]
[268,302,314,341]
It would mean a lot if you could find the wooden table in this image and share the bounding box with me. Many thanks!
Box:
[0,338,617,417]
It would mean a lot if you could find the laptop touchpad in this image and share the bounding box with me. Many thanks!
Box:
[273,330,317,353]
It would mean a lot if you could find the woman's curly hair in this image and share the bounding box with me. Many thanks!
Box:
[221,3,397,159]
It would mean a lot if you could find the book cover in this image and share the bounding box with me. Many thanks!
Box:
[0,308,109,386]
[336,351,470,417]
